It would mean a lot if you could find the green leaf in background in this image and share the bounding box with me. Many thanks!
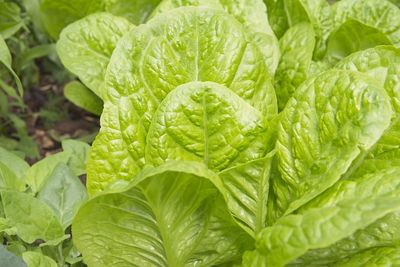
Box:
[326,19,392,62]
[87,7,277,194]
[274,22,315,110]
[57,13,133,97]
[24,152,71,193]
[244,167,400,266]
[0,146,29,178]
[0,217,17,236]
[7,114,39,159]
[14,44,55,73]
[0,245,26,267]
[102,0,162,25]
[283,0,333,59]
[37,163,87,230]
[0,35,23,95]
[22,251,57,267]
[21,0,45,34]
[61,139,90,176]
[63,81,103,116]
[39,0,106,39]
[0,162,26,191]
[263,0,288,38]
[1,190,64,243]
[40,0,161,39]
[268,70,393,222]
[0,1,24,39]
[24,139,90,192]
[73,161,252,266]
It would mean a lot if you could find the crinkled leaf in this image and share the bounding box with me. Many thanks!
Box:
[1,190,64,243]
[57,13,133,96]
[87,7,277,194]
[145,82,271,171]
[335,46,400,113]
[73,161,252,266]
[37,163,88,230]
[0,245,26,267]
[335,46,400,177]
[334,247,400,266]
[244,168,400,266]
[144,82,273,237]
[150,0,279,74]
[293,168,400,264]
[275,22,315,110]
[22,251,57,267]
[269,70,393,222]
[63,81,103,115]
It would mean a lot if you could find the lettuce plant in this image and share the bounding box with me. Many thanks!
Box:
[0,141,90,266]
[55,0,400,265]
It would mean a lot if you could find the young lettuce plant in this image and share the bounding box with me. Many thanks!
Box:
[0,141,89,267]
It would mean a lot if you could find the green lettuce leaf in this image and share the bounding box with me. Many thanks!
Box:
[37,163,88,230]
[40,0,105,39]
[283,0,333,59]
[335,46,400,177]
[268,70,393,222]
[292,167,400,264]
[57,13,133,97]
[1,190,64,243]
[263,0,288,38]
[145,82,270,171]
[332,0,400,47]
[22,251,57,267]
[0,147,29,179]
[150,0,280,75]
[87,7,277,194]
[25,140,90,193]
[73,161,252,266]
[63,81,103,115]
[334,247,400,266]
[274,22,315,110]
[40,0,162,39]
[244,167,400,266]
[326,20,392,62]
